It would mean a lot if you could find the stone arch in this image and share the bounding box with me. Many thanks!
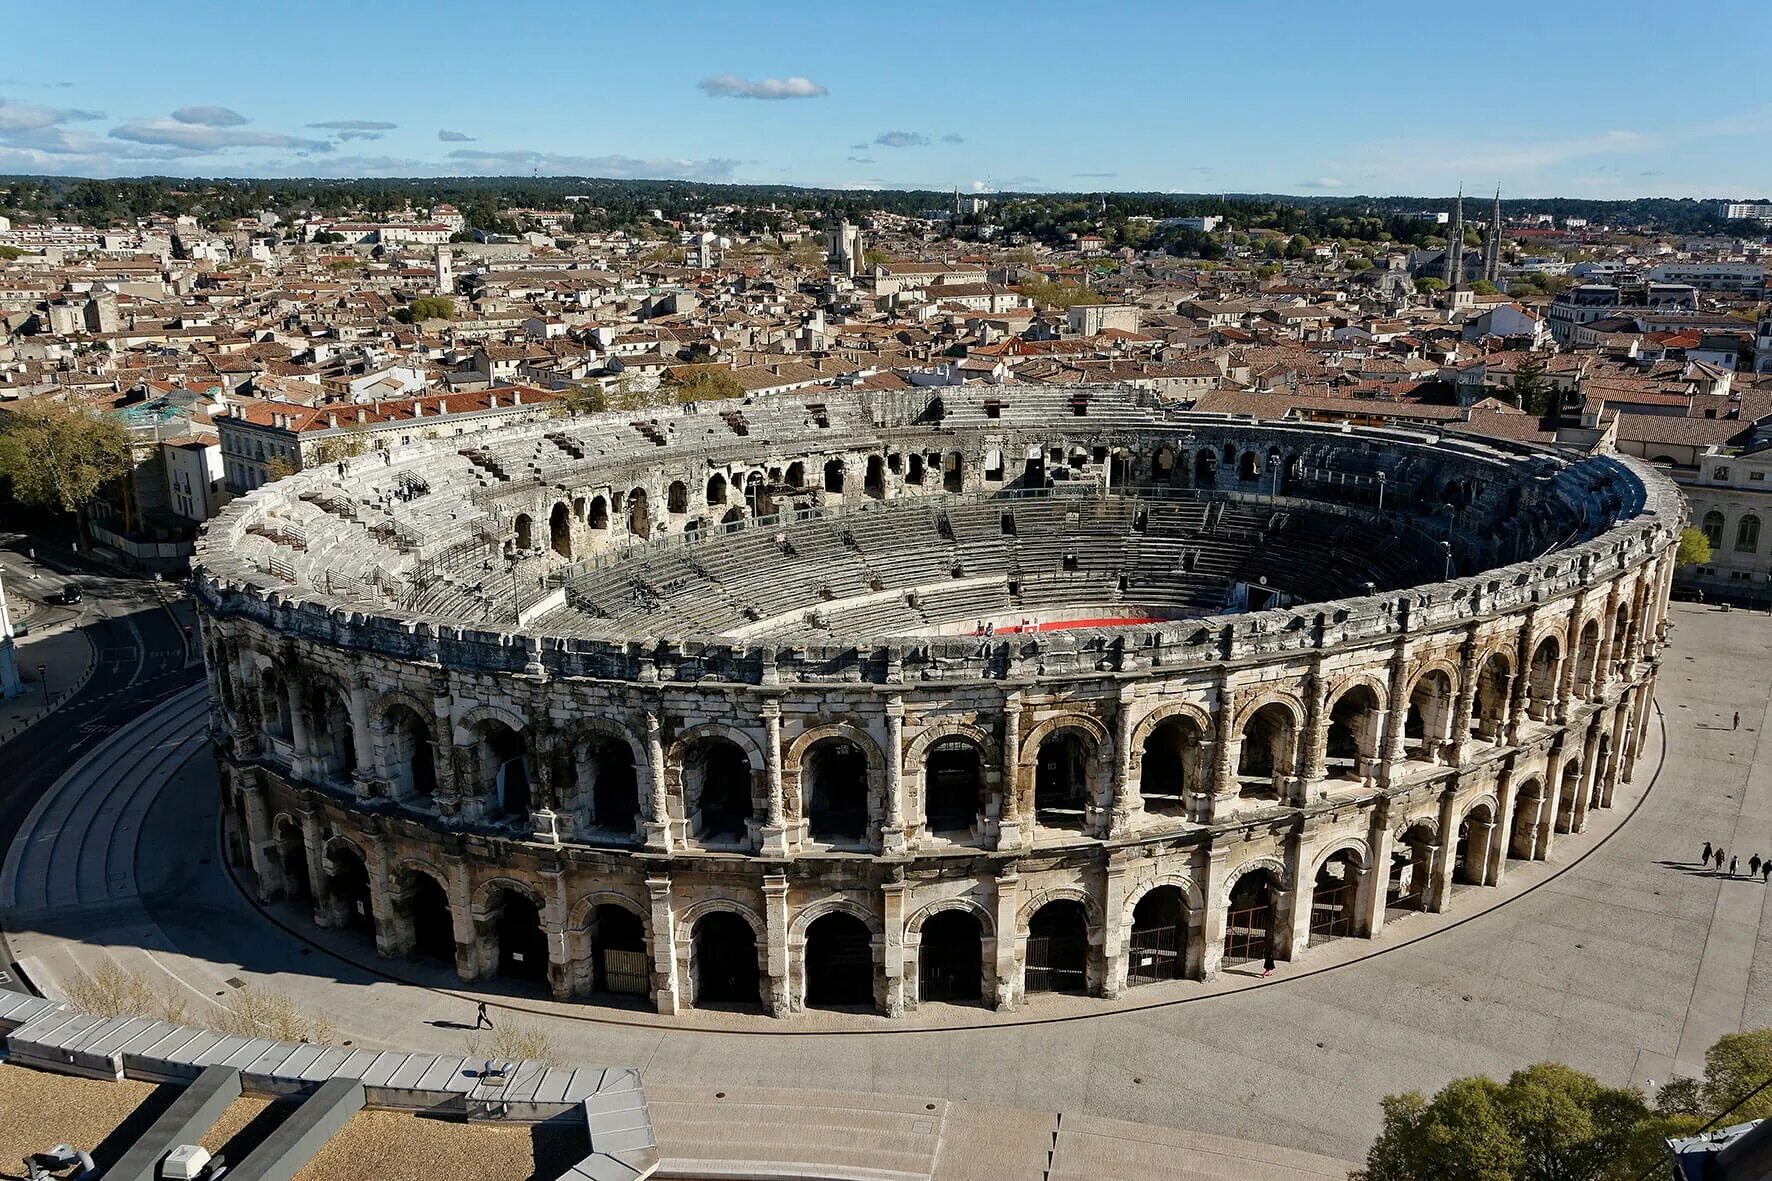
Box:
[548,500,572,559]
[1122,873,1205,921]
[669,722,764,844]
[705,472,728,505]
[1017,711,1114,769]
[455,702,528,740]
[1391,813,1440,844]
[666,480,690,515]
[1128,700,1215,755]
[514,512,534,550]
[1223,855,1292,895]
[1309,838,1371,877]
[1016,884,1103,932]
[677,896,768,942]
[903,719,1001,771]
[783,721,885,837]
[558,717,648,836]
[471,874,548,917]
[1232,689,1306,732]
[393,856,450,894]
[788,894,883,943]
[564,890,651,999]
[588,494,609,531]
[906,895,997,940]
[1457,793,1501,825]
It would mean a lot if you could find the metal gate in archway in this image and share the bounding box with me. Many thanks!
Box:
[1222,903,1272,964]
[1128,924,1182,985]
[1026,934,1087,993]
[1310,882,1356,940]
[597,948,650,996]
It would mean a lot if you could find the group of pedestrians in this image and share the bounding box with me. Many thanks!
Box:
[1701,842,1772,881]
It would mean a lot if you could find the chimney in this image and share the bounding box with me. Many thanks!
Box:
[357,408,367,424]
[512,389,523,406]
[326,412,338,429]
[411,400,423,418]
[487,393,499,408]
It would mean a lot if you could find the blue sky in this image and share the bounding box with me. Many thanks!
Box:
[2,0,1768,198]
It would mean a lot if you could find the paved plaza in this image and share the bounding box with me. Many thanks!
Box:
[7,600,1772,1167]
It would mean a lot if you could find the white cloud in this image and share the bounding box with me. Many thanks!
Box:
[0,97,101,134]
[697,74,827,100]
[109,118,333,154]
[437,129,475,142]
[941,132,964,144]
[170,105,246,127]
[1301,177,1348,189]
[875,130,929,149]
[445,148,740,182]
[307,119,396,131]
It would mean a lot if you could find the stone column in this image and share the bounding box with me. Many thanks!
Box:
[1302,661,1331,784]
[287,681,314,783]
[762,872,790,1018]
[1426,789,1459,913]
[1278,828,1310,959]
[1508,614,1536,738]
[1211,680,1239,801]
[366,830,399,958]
[1380,644,1410,785]
[647,875,679,1015]
[1359,798,1394,938]
[881,874,907,1017]
[1489,766,1517,887]
[643,708,670,851]
[882,697,907,853]
[1449,633,1480,763]
[347,677,376,797]
[1594,589,1621,698]
[996,693,1023,850]
[446,853,477,982]
[759,700,789,855]
[237,773,277,899]
[1109,684,1139,837]
[543,866,571,1000]
[300,809,330,928]
[993,868,1019,1009]
[1101,857,1131,998]
[1197,843,1230,980]
[1574,717,1602,831]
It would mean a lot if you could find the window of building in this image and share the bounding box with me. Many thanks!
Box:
[1753,472,1766,482]
[1738,514,1761,553]
[1704,510,1726,549]
[1715,466,1732,480]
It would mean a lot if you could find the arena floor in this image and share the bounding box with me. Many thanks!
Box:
[8,601,1768,1165]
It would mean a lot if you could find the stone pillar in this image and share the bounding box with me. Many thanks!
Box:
[287,681,314,782]
[300,809,330,928]
[1574,718,1601,831]
[1466,819,1497,887]
[1302,661,1331,784]
[237,773,277,899]
[1508,615,1535,738]
[647,875,679,1015]
[543,866,571,1000]
[881,874,907,1017]
[446,853,477,982]
[882,697,907,853]
[1427,789,1459,913]
[1449,633,1480,763]
[996,693,1023,850]
[643,709,670,851]
[1360,801,1394,938]
[1101,857,1131,998]
[1594,589,1621,698]
[993,868,1019,1009]
[1380,644,1410,785]
[1197,843,1230,980]
[1278,829,1310,959]
[366,830,399,958]
[760,700,789,855]
[1488,766,1516,887]
[1109,685,1140,837]
[762,872,790,1018]
[1212,680,1239,801]
[347,678,376,797]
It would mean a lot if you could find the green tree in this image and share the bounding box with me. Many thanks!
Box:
[1470,279,1500,296]
[1511,355,1557,418]
[558,381,606,416]
[0,403,132,528]
[399,295,454,322]
[1659,1028,1772,1123]
[1345,255,1373,272]
[1415,277,1446,294]
[1675,526,1712,569]
[665,365,745,404]
[264,456,297,483]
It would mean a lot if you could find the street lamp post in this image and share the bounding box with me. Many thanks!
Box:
[1376,471,1387,515]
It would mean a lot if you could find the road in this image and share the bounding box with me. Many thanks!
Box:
[0,538,201,992]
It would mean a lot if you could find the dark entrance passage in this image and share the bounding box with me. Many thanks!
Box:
[493,891,548,985]
[692,912,760,1007]
[1034,732,1091,828]
[1128,887,1185,986]
[804,912,874,1009]
[1223,870,1275,964]
[1387,824,1437,912]
[326,848,374,937]
[924,740,981,833]
[273,819,311,905]
[1025,900,1088,994]
[593,904,649,997]
[691,739,752,841]
[804,738,869,843]
[918,910,983,1004]
[405,872,455,964]
[589,738,639,834]
[1311,852,1360,941]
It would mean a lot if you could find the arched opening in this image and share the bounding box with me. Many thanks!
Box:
[784,461,806,489]
[591,904,649,997]
[943,451,964,493]
[1223,869,1276,964]
[400,870,454,964]
[272,817,310,905]
[1511,779,1546,860]
[1386,822,1437,912]
[489,888,548,986]
[666,480,689,515]
[1325,685,1381,779]
[549,501,572,558]
[1702,510,1725,550]
[1128,887,1186,985]
[470,720,529,819]
[1140,716,1202,816]
[906,453,925,485]
[627,488,651,539]
[803,738,870,843]
[1472,652,1512,741]
[306,683,355,781]
[1238,704,1294,798]
[1455,804,1495,885]
[705,472,728,505]
[823,458,845,494]
[1034,730,1092,829]
[586,736,640,836]
[1574,619,1601,697]
[1739,513,1762,554]
[1557,758,1582,833]
[1194,449,1217,487]
[260,669,291,742]
[514,513,534,550]
[1611,609,1630,681]
[383,704,436,800]
[1025,900,1088,994]
[744,470,773,518]
[918,910,983,1004]
[1311,850,1361,941]
[864,455,886,499]
[804,911,875,1009]
[1405,670,1455,761]
[686,737,752,842]
[982,447,1005,482]
[721,506,744,526]
[588,495,609,530]
[1526,636,1560,721]
[325,845,374,937]
[1238,451,1260,481]
[924,739,982,834]
[691,911,760,1008]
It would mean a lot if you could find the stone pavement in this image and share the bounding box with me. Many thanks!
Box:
[9,601,1772,1168]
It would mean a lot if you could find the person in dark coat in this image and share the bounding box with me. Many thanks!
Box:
[475,1000,493,1030]
[1717,848,1728,872]
[1261,946,1276,978]
[1730,855,1740,878]
[1754,855,1764,879]
[1704,841,1715,867]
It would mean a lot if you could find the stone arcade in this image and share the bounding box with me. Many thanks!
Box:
[192,385,1679,1019]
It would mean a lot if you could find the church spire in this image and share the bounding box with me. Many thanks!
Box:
[1444,187,1465,292]
[1483,185,1503,283]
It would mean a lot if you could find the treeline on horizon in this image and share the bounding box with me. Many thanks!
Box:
[0,173,1763,243]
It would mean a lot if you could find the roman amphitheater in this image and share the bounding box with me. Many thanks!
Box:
[191,384,1679,1022]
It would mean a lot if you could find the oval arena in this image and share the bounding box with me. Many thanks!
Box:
[192,385,1680,1019]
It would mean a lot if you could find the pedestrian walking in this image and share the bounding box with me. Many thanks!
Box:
[1735,711,1742,731]
[1717,848,1728,872]
[1763,862,1770,884]
[1730,856,1739,878]
[1703,841,1715,867]
[1261,945,1276,978]
[475,1001,493,1030]
[1753,855,1763,879]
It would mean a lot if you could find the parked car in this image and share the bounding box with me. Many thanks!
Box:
[48,584,82,605]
